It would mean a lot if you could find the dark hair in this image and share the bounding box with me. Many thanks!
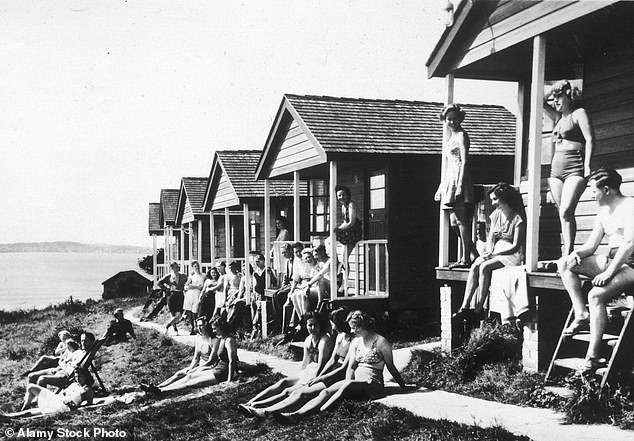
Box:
[282,243,293,253]
[292,242,304,251]
[228,261,241,272]
[275,216,288,229]
[589,168,622,190]
[210,315,231,335]
[81,332,95,347]
[439,103,466,123]
[334,185,351,198]
[198,318,214,337]
[216,261,226,267]
[550,79,581,103]
[489,183,526,221]
[329,308,350,333]
[75,367,94,386]
[66,339,80,351]
[346,310,375,330]
[303,311,325,334]
[170,262,180,269]
[255,253,265,261]
[207,267,220,279]
[314,244,328,258]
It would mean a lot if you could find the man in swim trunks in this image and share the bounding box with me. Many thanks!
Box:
[557,168,634,373]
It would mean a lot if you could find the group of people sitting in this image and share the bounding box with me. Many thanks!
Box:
[439,95,634,374]
[142,241,341,339]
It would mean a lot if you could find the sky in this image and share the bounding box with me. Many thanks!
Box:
[0,0,517,247]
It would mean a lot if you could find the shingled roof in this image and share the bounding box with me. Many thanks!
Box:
[160,189,180,226]
[148,203,162,235]
[182,177,208,214]
[204,150,302,211]
[284,94,515,155]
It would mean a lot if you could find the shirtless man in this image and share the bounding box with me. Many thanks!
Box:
[557,168,634,373]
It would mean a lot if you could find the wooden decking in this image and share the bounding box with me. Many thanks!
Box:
[436,267,565,291]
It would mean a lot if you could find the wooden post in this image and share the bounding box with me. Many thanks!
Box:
[329,161,338,301]
[293,171,301,241]
[225,207,231,264]
[210,212,215,265]
[152,234,158,288]
[515,81,526,187]
[264,178,271,289]
[164,227,169,265]
[526,35,545,271]
[438,74,454,267]
[188,222,194,264]
[197,219,203,263]
[180,227,185,267]
[243,203,251,303]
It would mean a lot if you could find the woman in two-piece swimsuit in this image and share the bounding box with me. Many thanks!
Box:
[452,183,526,320]
[544,79,595,255]
[240,308,352,418]
[240,312,333,412]
[276,310,408,424]
[435,104,478,268]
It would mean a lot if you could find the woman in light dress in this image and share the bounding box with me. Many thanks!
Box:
[183,261,205,335]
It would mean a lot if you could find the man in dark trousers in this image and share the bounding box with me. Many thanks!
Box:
[104,308,136,345]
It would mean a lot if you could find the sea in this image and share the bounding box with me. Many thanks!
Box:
[0,252,146,311]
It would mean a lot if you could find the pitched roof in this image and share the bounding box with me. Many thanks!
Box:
[182,177,208,215]
[148,203,162,235]
[160,189,180,226]
[102,269,153,286]
[283,94,516,156]
[216,150,296,198]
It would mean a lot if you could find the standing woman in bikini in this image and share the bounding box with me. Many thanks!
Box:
[544,80,595,255]
[435,104,478,268]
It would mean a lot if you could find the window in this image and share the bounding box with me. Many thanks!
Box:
[249,219,259,251]
[309,179,329,234]
[369,172,385,209]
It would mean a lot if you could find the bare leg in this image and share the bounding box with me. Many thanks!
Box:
[449,212,463,263]
[157,368,187,388]
[28,368,57,385]
[454,202,477,264]
[320,380,371,412]
[557,255,607,322]
[166,312,182,334]
[21,384,44,411]
[160,369,218,392]
[586,266,634,359]
[558,176,587,255]
[28,356,59,373]
[260,383,325,413]
[248,377,298,405]
[459,258,484,310]
[473,258,505,313]
[286,382,341,419]
[251,383,303,408]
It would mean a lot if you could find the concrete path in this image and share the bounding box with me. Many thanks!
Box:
[128,307,633,441]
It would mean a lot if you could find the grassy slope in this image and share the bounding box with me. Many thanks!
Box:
[0,299,530,440]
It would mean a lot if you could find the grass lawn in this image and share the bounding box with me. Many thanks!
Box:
[0,298,531,440]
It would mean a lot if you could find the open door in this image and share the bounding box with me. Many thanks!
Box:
[367,169,387,294]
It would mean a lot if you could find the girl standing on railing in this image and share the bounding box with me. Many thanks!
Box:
[453,183,526,320]
[334,185,362,293]
[435,103,478,268]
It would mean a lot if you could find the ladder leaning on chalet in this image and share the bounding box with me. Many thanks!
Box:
[545,294,634,389]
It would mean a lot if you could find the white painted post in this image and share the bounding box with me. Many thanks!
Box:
[329,161,338,301]
[152,234,158,288]
[438,74,454,267]
[180,228,185,268]
[243,203,251,303]
[293,171,301,241]
[210,212,215,265]
[197,219,203,263]
[526,36,546,271]
[188,222,194,266]
[264,179,271,289]
[225,207,231,264]
[515,81,526,187]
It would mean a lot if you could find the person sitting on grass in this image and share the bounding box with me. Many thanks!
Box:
[557,168,634,373]
[142,316,238,394]
[28,338,84,387]
[144,317,217,391]
[23,330,72,377]
[104,308,136,345]
[10,367,95,418]
[239,308,352,418]
[238,312,333,414]
[274,310,409,424]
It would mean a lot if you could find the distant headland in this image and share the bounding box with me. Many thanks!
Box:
[0,241,151,254]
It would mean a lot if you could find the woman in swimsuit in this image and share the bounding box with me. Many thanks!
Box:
[334,185,362,290]
[544,80,595,255]
[240,308,352,418]
[453,183,526,320]
[276,310,407,424]
[240,312,333,411]
[435,104,478,268]
[148,316,237,393]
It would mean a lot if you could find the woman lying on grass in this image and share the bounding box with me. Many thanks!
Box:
[237,312,333,414]
[239,308,351,418]
[274,310,409,424]
[8,367,94,418]
[142,316,238,394]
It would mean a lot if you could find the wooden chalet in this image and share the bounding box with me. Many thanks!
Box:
[159,188,181,277]
[148,202,162,286]
[102,269,153,300]
[174,177,209,275]
[255,94,515,319]
[428,0,634,371]
[202,150,303,294]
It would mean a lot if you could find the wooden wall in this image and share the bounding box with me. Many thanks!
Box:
[269,115,324,178]
[211,169,239,211]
